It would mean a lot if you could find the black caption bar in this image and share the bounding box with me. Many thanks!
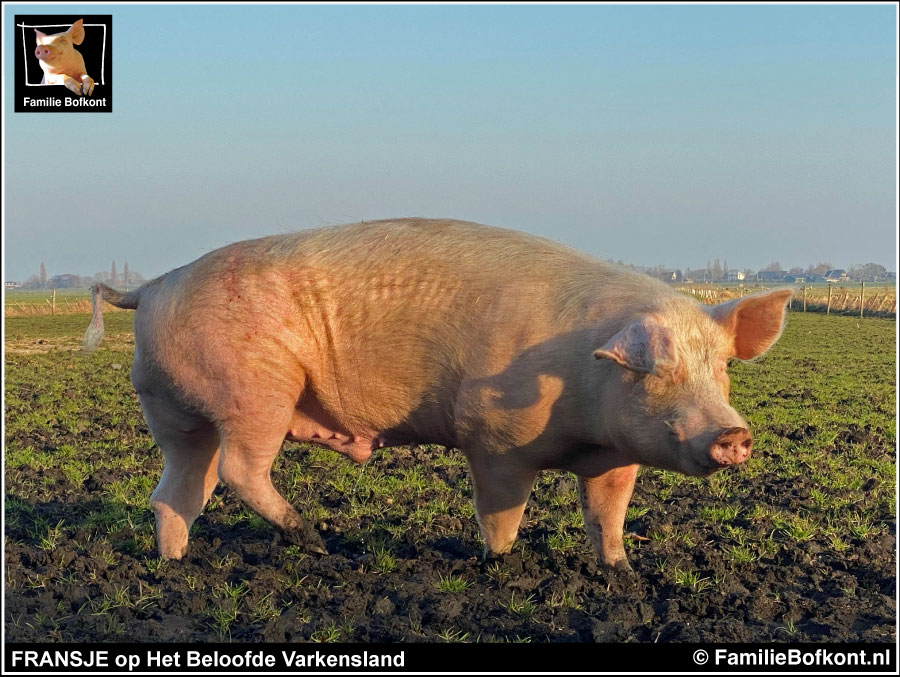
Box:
[4,643,896,674]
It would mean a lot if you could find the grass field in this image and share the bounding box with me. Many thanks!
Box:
[4,289,133,317]
[4,310,896,642]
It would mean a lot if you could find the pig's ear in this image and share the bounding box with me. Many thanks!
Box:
[34,29,46,41]
[68,19,85,45]
[707,288,793,360]
[593,317,675,375]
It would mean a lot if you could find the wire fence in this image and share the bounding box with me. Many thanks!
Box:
[678,282,896,318]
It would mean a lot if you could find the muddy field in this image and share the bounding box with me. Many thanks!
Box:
[4,311,896,643]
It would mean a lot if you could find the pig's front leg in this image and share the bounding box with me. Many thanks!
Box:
[577,464,639,569]
[80,74,94,96]
[466,452,537,558]
[62,75,83,96]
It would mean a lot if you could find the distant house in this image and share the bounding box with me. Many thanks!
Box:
[824,270,849,282]
[807,274,825,283]
[5,281,20,290]
[757,270,786,282]
[725,270,746,281]
[656,270,683,283]
[783,275,806,283]
[885,272,897,281]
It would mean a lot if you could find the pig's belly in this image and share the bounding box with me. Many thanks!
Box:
[285,424,379,463]
[285,396,390,464]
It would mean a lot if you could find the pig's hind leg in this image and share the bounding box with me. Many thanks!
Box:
[140,396,221,560]
[216,405,327,555]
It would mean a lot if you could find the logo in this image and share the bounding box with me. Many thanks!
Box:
[14,14,113,113]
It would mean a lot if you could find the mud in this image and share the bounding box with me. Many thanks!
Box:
[5,441,895,643]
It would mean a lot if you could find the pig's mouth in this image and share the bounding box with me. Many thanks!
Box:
[703,457,745,475]
[682,456,730,477]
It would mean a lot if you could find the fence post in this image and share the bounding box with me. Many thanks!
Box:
[51,288,56,316]
[802,285,807,312]
[739,283,744,298]
[860,281,865,318]
[826,283,832,315]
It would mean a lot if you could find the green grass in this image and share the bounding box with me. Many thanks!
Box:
[436,627,470,642]
[436,573,471,593]
[503,592,538,616]
[672,567,714,593]
[5,289,93,309]
[5,310,134,339]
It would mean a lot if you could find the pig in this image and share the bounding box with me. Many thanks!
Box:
[83,218,792,568]
[34,19,94,96]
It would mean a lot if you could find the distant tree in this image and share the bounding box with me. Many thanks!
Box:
[848,263,887,282]
[21,274,41,289]
[110,261,117,285]
[123,262,130,287]
[39,262,47,288]
[806,262,833,276]
[762,261,782,272]
[50,274,83,289]
[686,267,712,282]
[789,267,805,276]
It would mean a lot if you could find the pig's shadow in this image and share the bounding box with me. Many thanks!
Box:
[386,325,623,479]
[462,326,601,411]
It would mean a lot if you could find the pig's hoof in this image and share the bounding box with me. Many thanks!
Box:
[82,79,95,96]
[603,558,633,572]
[281,523,328,556]
[481,550,505,564]
[158,543,188,560]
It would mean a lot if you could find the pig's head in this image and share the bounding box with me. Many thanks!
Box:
[34,19,85,64]
[593,288,792,476]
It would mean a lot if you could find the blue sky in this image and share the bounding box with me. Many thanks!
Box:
[4,3,897,282]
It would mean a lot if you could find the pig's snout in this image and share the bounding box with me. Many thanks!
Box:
[709,427,752,467]
[35,46,52,60]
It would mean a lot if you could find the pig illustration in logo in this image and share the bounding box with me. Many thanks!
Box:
[34,19,94,96]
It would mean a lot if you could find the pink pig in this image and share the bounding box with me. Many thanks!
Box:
[34,19,94,96]
[84,219,792,568]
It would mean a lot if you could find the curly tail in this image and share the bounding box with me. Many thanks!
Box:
[82,283,141,352]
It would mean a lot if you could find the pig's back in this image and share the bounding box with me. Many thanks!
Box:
[271,217,665,307]
[275,218,591,284]
[252,218,672,342]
